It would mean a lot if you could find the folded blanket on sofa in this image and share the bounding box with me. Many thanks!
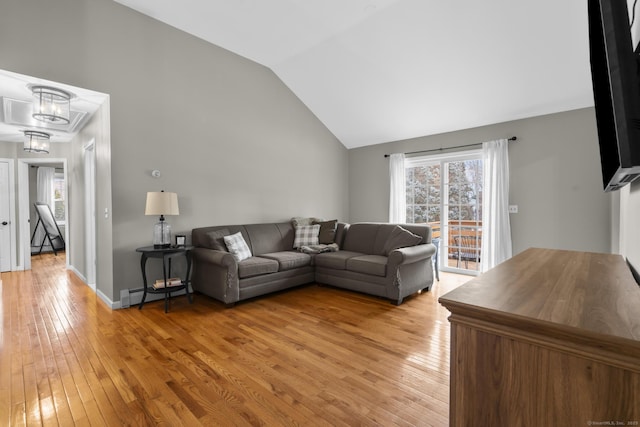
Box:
[299,243,340,254]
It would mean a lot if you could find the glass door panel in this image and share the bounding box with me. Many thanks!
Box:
[442,158,483,273]
[406,152,483,275]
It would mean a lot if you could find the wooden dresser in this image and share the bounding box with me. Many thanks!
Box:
[439,248,640,425]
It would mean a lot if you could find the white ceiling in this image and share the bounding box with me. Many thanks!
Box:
[114,0,596,149]
[0,70,108,145]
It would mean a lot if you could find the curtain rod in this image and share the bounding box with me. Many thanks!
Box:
[384,136,517,158]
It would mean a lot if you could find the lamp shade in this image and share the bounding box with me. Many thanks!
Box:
[145,191,179,216]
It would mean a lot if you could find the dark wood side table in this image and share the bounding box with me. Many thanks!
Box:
[135,245,194,313]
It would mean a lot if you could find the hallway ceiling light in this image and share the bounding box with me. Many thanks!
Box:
[23,130,50,154]
[31,85,71,124]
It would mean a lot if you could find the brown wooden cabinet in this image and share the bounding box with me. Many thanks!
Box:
[439,248,640,426]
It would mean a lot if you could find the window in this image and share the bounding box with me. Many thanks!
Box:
[405,151,483,274]
[53,172,65,223]
[406,162,441,224]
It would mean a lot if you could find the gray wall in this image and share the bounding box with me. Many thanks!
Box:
[1,0,348,304]
[67,101,113,296]
[349,108,612,255]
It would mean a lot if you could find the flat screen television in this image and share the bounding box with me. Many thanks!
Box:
[589,0,640,191]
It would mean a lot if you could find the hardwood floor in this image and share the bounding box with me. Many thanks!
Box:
[0,254,469,426]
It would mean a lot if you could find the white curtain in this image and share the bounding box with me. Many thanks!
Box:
[389,153,406,223]
[480,139,512,272]
[34,167,55,250]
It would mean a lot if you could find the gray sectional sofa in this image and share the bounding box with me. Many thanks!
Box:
[191,221,436,306]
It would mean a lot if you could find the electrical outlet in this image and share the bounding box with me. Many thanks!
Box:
[508,205,518,214]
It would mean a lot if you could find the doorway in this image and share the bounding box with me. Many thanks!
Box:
[405,150,483,274]
[18,159,68,271]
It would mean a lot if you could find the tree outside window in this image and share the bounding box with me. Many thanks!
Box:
[406,163,441,225]
[54,173,65,223]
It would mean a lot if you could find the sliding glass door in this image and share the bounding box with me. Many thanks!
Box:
[405,151,483,274]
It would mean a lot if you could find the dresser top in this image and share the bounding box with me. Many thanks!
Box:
[439,248,640,355]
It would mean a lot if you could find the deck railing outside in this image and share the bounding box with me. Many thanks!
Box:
[427,221,482,271]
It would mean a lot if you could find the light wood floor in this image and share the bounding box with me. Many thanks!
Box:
[0,254,469,426]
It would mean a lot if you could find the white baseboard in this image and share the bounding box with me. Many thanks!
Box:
[66,263,190,310]
[97,288,117,309]
[67,264,105,305]
[67,265,95,290]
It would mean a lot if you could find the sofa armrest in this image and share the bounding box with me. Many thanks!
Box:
[388,243,436,266]
[192,247,237,268]
[191,248,239,304]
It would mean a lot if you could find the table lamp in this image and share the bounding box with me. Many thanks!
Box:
[145,191,179,248]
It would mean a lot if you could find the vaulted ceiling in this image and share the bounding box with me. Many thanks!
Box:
[114,0,595,149]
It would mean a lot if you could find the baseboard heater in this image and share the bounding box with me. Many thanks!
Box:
[120,286,188,309]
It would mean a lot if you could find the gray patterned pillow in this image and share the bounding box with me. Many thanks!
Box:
[223,232,252,261]
[293,225,320,248]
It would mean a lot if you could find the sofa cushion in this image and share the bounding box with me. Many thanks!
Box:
[342,223,381,254]
[261,251,312,271]
[314,251,362,270]
[224,232,252,262]
[346,255,388,277]
[314,219,338,244]
[206,228,230,251]
[238,257,279,279]
[382,226,423,255]
[293,225,320,248]
[245,223,294,255]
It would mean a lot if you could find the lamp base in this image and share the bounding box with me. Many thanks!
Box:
[153,219,172,248]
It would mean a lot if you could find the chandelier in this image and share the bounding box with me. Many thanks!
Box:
[23,130,51,154]
[31,85,71,124]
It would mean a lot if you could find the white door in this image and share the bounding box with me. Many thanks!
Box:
[0,161,12,272]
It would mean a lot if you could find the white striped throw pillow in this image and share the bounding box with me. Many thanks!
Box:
[223,232,252,262]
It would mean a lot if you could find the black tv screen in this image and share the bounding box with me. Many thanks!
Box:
[588,0,640,191]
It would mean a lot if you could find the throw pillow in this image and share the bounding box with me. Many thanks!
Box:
[293,224,320,248]
[382,226,423,255]
[206,228,230,251]
[291,217,323,227]
[223,232,252,262]
[313,219,338,244]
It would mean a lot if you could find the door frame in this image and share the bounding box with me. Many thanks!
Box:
[0,158,18,271]
[84,139,96,290]
[17,158,68,271]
